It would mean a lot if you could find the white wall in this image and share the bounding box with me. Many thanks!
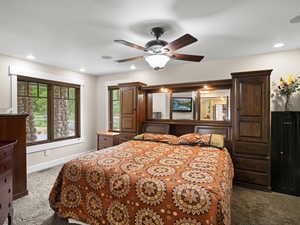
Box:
[0,54,97,168]
[96,49,300,132]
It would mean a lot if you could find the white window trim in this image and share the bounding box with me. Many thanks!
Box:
[8,65,85,153]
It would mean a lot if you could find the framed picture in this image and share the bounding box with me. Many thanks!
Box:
[171,97,193,112]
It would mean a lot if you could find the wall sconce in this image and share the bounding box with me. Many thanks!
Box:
[160,87,170,93]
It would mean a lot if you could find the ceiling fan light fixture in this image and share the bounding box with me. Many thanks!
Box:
[145,54,170,70]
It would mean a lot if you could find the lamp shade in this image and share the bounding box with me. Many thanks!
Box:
[145,54,170,70]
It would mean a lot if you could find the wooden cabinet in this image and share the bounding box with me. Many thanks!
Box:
[271,112,300,196]
[97,132,120,150]
[0,114,28,200]
[231,70,272,191]
[0,141,16,225]
[119,82,146,142]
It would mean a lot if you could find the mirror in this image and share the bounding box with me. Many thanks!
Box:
[200,89,230,121]
[171,91,196,120]
[149,93,170,120]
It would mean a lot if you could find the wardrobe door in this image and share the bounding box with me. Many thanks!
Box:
[120,86,137,132]
[234,75,269,143]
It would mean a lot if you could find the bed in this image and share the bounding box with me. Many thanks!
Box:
[49,126,234,225]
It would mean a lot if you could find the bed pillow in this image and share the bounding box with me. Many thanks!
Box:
[142,133,178,143]
[176,133,212,145]
[209,134,225,149]
[133,134,144,140]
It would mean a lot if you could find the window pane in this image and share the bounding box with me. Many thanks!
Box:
[54,99,76,139]
[18,96,48,143]
[200,89,230,121]
[33,98,48,142]
[113,101,120,114]
[112,116,120,130]
[69,88,75,99]
[18,81,27,96]
[61,87,68,99]
[54,86,61,98]
[29,82,38,97]
[39,84,48,97]
[112,89,120,101]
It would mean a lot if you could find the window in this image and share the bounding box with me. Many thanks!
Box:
[17,77,80,145]
[108,87,120,131]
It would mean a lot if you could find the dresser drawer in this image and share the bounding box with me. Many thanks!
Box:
[235,169,269,186]
[98,135,113,148]
[0,147,13,161]
[234,157,269,173]
[235,142,269,156]
[0,156,13,174]
[120,132,136,143]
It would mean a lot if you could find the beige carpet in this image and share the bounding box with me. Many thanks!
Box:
[4,166,300,225]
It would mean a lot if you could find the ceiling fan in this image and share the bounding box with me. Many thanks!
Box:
[114,27,204,70]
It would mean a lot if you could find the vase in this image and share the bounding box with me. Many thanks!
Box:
[284,95,290,111]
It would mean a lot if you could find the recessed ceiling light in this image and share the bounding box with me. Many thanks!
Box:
[80,68,86,72]
[273,43,285,48]
[130,64,136,70]
[26,54,35,60]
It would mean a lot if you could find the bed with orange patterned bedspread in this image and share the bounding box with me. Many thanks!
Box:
[49,140,234,225]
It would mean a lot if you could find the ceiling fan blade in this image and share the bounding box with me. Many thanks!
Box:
[290,15,300,23]
[170,53,204,62]
[163,34,197,52]
[114,40,145,51]
[115,56,144,63]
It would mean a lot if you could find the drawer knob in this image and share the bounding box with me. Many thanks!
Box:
[8,188,11,193]
[8,203,11,208]
[4,178,7,183]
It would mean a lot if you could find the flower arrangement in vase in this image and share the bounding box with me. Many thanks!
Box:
[272,75,300,111]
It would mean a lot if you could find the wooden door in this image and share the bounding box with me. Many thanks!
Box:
[234,75,269,143]
[120,86,137,132]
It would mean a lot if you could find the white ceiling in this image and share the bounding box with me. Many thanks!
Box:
[0,0,299,75]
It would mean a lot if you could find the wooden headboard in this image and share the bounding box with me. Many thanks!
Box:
[195,125,232,150]
[142,123,170,134]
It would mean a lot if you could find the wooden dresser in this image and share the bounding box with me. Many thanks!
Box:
[0,141,16,225]
[119,82,146,143]
[97,132,120,150]
[0,114,28,200]
[231,70,272,191]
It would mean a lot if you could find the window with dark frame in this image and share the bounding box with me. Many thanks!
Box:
[17,77,80,145]
[108,87,120,131]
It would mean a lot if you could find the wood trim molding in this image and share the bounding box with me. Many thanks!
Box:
[142,79,232,91]
[231,69,273,77]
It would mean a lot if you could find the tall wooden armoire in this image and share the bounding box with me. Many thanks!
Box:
[119,82,146,143]
[231,70,272,191]
[0,114,28,200]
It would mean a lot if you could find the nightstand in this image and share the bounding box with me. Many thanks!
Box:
[97,132,120,150]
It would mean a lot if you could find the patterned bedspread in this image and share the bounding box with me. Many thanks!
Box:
[49,140,234,225]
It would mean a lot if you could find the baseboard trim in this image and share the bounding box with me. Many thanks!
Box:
[27,149,96,174]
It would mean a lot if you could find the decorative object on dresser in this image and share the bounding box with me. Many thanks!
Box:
[0,141,16,225]
[97,132,120,150]
[119,82,146,143]
[231,70,272,191]
[271,112,300,196]
[0,114,28,200]
[271,75,300,111]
